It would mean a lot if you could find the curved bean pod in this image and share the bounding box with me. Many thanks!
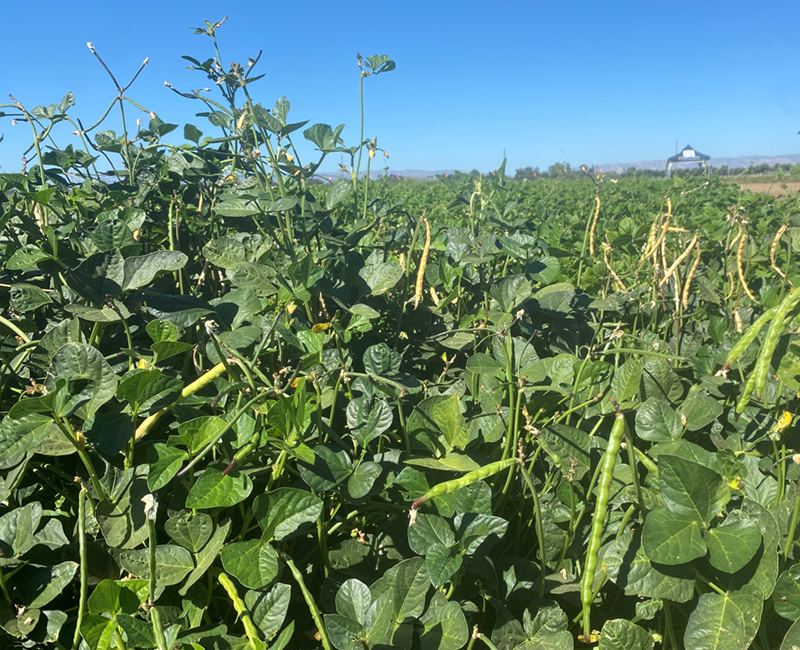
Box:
[409,457,517,512]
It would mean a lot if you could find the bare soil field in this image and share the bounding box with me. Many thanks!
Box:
[731,180,800,197]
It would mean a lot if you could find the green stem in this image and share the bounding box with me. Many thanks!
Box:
[145,499,168,650]
[284,555,333,650]
[516,461,547,597]
[71,486,88,650]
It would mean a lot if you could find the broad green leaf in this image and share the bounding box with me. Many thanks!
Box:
[336,579,372,625]
[678,386,724,431]
[704,516,762,574]
[49,343,117,420]
[604,531,696,603]
[404,453,481,473]
[96,468,150,550]
[465,353,504,375]
[363,343,401,377]
[636,397,682,442]
[146,320,179,343]
[202,238,248,268]
[491,274,532,313]
[179,518,231,596]
[185,468,252,509]
[146,444,187,491]
[642,509,707,565]
[599,619,654,650]
[85,412,134,456]
[299,445,353,492]
[358,262,403,296]
[325,613,363,650]
[326,179,352,210]
[782,618,800,650]
[119,545,193,586]
[165,511,213,552]
[684,591,762,650]
[18,561,78,609]
[0,413,59,462]
[123,250,188,291]
[774,565,800,620]
[116,613,155,648]
[370,557,430,622]
[177,416,228,455]
[456,513,509,555]
[407,394,469,455]
[220,540,278,590]
[539,424,592,479]
[658,455,730,524]
[425,543,462,589]
[10,284,52,312]
[348,461,382,499]
[245,583,291,640]
[253,488,323,541]
[419,596,468,650]
[346,396,393,448]
[0,603,41,638]
[408,514,455,556]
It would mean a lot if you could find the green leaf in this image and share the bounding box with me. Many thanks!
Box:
[604,531,696,603]
[203,238,248,269]
[0,413,59,462]
[326,179,352,210]
[85,412,134,456]
[245,583,291,640]
[336,579,372,625]
[146,444,187,491]
[19,561,78,609]
[220,540,278,590]
[10,284,52,312]
[325,613,363,650]
[407,395,469,455]
[599,619,654,650]
[370,557,430,622]
[636,397,682,442]
[119,545,193,586]
[539,424,592,479]
[658,455,730,524]
[419,596,468,650]
[358,262,403,296]
[348,461,382,499]
[179,518,231,596]
[299,445,353,491]
[678,386,724,431]
[146,320,179,343]
[91,218,137,252]
[0,602,40,638]
[363,343,401,377]
[491,274,532,313]
[782,618,800,650]
[465,353,504,375]
[116,613,156,648]
[774,565,800,621]
[185,468,253,509]
[253,488,323,542]
[122,251,188,291]
[184,123,203,143]
[408,514,455,556]
[684,592,762,650]
[425,544,462,589]
[346,396,393,448]
[164,511,213,552]
[704,516,762,574]
[642,509,707,565]
[49,343,118,420]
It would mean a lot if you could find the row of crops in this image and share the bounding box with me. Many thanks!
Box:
[3,19,800,650]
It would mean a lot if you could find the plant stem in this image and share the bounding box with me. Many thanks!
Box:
[71,485,88,650]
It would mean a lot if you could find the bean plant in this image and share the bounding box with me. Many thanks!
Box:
[3,17,800,650]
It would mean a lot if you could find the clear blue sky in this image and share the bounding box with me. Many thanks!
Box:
[2,0,799,173]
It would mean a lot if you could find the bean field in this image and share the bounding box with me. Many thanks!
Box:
[2,19,800,650]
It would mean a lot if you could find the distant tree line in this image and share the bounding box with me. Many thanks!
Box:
[513,161,800,181]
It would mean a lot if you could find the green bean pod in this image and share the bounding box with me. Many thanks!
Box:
[410,457,516,512]
[723,306,778,370]
[754,288,800,400]
[581,411,626,640]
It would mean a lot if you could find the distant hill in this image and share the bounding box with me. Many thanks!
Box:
[597,153,800,174]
